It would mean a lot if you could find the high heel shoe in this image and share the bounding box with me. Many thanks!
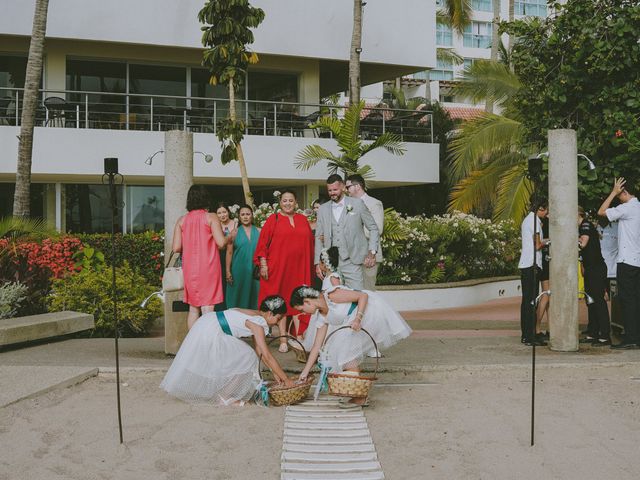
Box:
[278,343,289,353]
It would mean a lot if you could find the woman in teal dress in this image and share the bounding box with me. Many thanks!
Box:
[225,204,260,309]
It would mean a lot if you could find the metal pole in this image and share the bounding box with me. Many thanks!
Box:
[213,101,217,135]
[15,90,20,125]
[273,104,277,136]
[150,97,154,131]
[76,105,80,129]
[85,94,88,128]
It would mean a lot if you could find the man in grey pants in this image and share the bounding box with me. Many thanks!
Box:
[315,174,380,290]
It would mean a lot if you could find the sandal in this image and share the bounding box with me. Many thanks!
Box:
[288,339,307,363]
[338,398,370,408]
[278,343,289,353]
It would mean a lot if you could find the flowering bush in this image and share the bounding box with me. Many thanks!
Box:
[378,211,520,285]
[0,236,83,315]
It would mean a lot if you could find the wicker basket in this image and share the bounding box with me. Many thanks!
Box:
[267,375,314,406]
[323,326,379,399]
[257,335,310,406]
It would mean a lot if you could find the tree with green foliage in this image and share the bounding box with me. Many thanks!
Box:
[199,0,265,206]
[504,0,640,208]
[295,101,405,180]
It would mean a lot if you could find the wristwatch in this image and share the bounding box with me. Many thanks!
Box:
[369,250,377,255]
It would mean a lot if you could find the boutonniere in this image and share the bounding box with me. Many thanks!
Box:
[346,205,354,214]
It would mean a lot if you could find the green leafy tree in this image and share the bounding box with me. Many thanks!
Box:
[199,0,265,206]
[503,0,640,207]
[295,101,405,179]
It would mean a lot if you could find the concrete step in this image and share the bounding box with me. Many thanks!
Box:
[283,436,373,446]
[407,319,519,330]
[0,311,94,347]
[286,411,364,419]
[282,472,384,480]
[285,416,366,424]
[284,429,370,438]
[285,421,368,430]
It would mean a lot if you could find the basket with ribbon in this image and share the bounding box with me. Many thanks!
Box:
[256,335,313,406]
[319,326,379,400]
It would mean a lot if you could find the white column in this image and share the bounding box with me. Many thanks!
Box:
[548,129,579,352]
[164,130,194,354]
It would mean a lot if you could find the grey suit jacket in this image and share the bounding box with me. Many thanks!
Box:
[314,195,380,265]
[361,193,384,262]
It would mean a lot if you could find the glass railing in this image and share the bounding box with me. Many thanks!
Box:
[0,87,434,143]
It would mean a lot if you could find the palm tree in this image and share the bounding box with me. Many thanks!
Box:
[486,0,502,113]
[439,0,472,35]
[349,0,364,106]
[13,0,50,217]
[199,0,265,206]
[0,216,56,259]
[447,59,538,222]
[295,101,405,179]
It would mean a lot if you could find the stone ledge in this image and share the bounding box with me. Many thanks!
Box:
[0,311,95,347]
[376,275,519,291]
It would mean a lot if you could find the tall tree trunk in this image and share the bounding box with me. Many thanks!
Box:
[507,0,515,71]
[485,0,500,114]
[228,79,252,206]
[349,0,363,106]
[13,0,49,217]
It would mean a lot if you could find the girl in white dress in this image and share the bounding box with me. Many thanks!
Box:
[161,295,294,405]
[290,284,412,404]
[300,247,342,351]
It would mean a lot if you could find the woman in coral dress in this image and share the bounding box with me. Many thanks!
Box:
[172,186,226,329]
[254,189,313,352]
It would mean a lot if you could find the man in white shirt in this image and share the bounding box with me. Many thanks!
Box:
[314,174,380,290]
[518,199,549,346]
[598,177,640,349]
[345,174,384,290]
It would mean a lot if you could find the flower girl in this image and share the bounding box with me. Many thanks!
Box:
[161,295,294,405]
[290,283,412,404]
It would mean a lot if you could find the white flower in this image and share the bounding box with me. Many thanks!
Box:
[273,190,281,198]
[346,205,354,213]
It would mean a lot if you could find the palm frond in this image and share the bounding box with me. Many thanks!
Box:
[294,145,341,171]
[448,113,524,183]
[453,60,521,107]
[355,163,376,180]
[437,47,464,66]
[337,101,364,160]
[310,116,342,137]
[448,160,514,214]
[360,132,406,157]
[493,163,533,222]
[438,0,472,35]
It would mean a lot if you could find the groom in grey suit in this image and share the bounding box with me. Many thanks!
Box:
[315,174,380,290]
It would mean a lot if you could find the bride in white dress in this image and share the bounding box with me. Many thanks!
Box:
[160,295,294,405]
[290,284,412,403]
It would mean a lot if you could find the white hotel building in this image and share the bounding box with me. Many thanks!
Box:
[0,0,437,234]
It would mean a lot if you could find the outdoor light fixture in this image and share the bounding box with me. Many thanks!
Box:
[194,151,214,163]
[578,290,595,305]
[140,291,165,308]
[145,150,164,165]
[355,47,363,54]
[577,153,596,171]
[532,290,551,307]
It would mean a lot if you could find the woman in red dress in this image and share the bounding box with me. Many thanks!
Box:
[254,189,313,352]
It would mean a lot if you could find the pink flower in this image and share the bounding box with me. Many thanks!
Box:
[615,129,623,138]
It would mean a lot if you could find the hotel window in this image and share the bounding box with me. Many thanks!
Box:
[436,23,453,47]
[66,59,126,111]
[515,0,547,17]
[248,71,298,120]
[65,184,123,234]
[463,58,476,70]
[126,186,164,233]
[472,0,492,12]
[463,22,492,48]
[412,71,430,81]
[0,183,48,221]
[429,59,454,81]
[1,54,29,122]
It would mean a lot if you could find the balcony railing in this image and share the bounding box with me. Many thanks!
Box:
[0,87,434,143]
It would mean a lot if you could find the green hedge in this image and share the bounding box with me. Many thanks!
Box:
[77,231,163,288]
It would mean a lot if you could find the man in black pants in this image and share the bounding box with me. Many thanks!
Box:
[598,178,640,349]
[518,199,549,346]
[578,207,611,346]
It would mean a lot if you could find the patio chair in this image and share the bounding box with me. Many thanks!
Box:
[43,96,68,127]
[0,96,12,125]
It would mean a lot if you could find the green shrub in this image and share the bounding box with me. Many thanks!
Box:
[77,231,163,287]
[47,262,162,337]
[378,211,520,285]
[0,281,29,319]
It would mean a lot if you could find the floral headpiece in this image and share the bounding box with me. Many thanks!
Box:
[265,296,285,311]
[299,286,320,299]
[320,248,336,272]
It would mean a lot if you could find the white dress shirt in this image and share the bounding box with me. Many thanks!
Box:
[332,198,345,223]
[518,212,543,269]
[606,197,640,267]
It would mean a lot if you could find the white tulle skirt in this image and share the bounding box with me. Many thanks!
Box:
[160,316,260,404]
[310,291,412,372]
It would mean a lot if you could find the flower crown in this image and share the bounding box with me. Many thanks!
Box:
[264,296,285,311]
[299,286,320,299]
[320,248,336,272]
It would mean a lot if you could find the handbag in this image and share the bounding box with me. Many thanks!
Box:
[254,214,278,280]
[162,251,184,292]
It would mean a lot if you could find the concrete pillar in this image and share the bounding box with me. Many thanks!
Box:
[548,129,579,352]
[164,130,193,354]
